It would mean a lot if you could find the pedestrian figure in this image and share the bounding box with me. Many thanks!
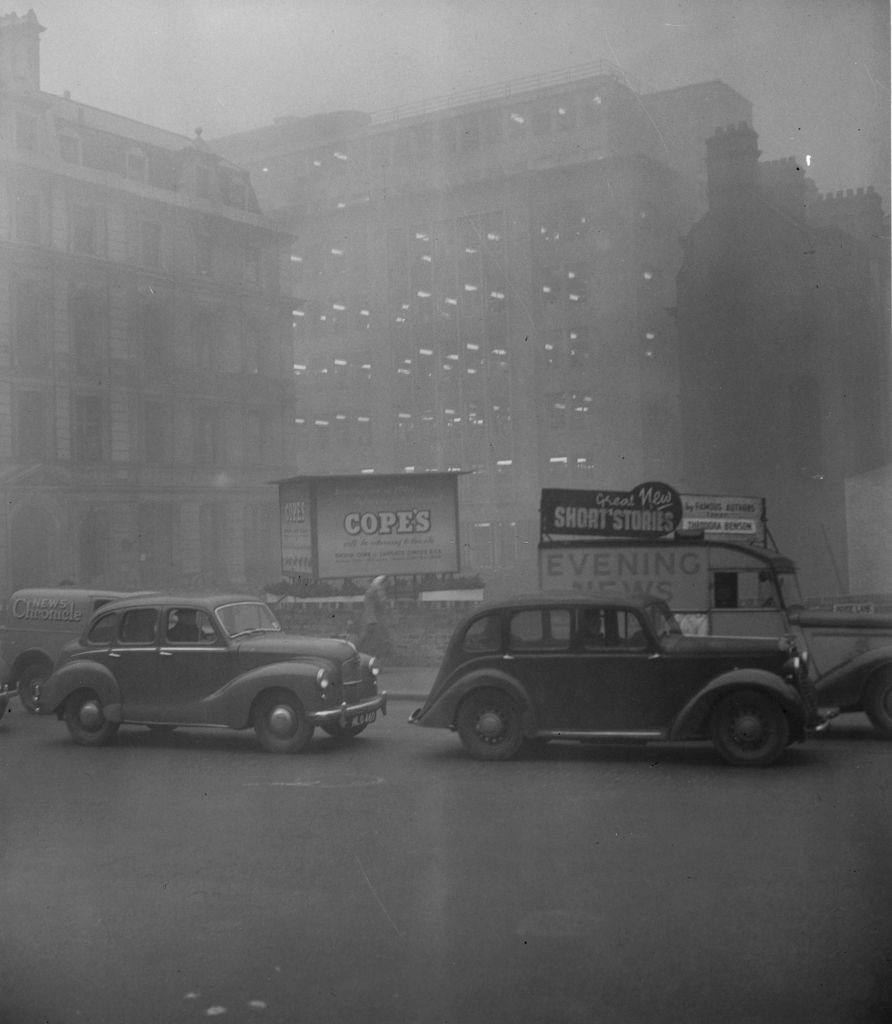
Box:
[359,574,393,659]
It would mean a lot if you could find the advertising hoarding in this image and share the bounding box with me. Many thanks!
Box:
[540,544,709,606]
[680,494,764,538]
[540,482,684,540]
[278,474,460,579]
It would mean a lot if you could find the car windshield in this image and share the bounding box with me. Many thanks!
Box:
[215,601,282,638]
[646,602,683,638]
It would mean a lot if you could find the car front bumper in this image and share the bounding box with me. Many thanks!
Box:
[310,692,387,727]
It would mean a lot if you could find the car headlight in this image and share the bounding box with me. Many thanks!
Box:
[316,669,331,690]
[368,656,379,678]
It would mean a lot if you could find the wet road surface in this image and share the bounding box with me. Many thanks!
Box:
[2,693,890,1023]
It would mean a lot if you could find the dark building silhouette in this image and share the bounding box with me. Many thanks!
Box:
[0,10,295,590]
[215,68,753,593]
[676,123,890,597]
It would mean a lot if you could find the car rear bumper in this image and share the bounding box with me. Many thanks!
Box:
[310,692,387,727]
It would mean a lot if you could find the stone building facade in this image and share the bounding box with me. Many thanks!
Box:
[214,68,752,593]
[0,11,294,592]
[675,123,890,598]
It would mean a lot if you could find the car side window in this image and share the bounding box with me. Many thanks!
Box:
[462,614,502,653]
[508,608,571,650]
[578,608,607,649]
[165,608,216,644]
[617,610,648,650]
[87,612,118,646]
[118,608,159,645]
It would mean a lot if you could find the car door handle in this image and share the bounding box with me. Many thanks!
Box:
[109,651,121,658]
[160,650,174,657]
[502,653,515,661]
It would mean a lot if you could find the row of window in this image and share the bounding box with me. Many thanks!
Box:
[15,111,251,208]
[11,280,281,377]
[12,190,263,284]
[286,82,624,181]
[9,392,280,467]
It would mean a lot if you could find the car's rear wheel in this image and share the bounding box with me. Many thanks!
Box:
[17,662,50,714]
[710,689,789,766]
[253,691,314,754]
[456,687,523,761]
[321,721,368,740]
[864,669,892,738]
[64,690,120,747]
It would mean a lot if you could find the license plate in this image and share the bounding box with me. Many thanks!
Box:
[351,710,377,726]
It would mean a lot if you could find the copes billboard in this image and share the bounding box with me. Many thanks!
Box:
[278,474,460,579]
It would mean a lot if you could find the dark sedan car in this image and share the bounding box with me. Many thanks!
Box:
[35,594,386,753]
[410,594,820,766]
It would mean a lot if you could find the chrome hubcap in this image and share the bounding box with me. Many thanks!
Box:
[733,711,764,744]
[477,710,504,738]
[79,700,103,730]
[268,705,296,737]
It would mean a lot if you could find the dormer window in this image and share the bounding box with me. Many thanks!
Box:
[196,164,211,199]
[15,114,37,152]
[126,147,147,181]
[58,134,80,163]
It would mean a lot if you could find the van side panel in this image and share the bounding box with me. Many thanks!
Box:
[539,545,709,609]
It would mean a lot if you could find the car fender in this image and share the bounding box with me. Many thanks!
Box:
[419,666,535,733]
[669,668,803,741]
[813,648,892,710]
[208,660,323,730]
[38,660,121,718]
[9,648,55,682]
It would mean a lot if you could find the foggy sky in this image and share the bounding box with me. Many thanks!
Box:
[14,0,891,204]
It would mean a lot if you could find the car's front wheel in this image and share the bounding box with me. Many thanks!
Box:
[17,662,50,714]
[456,686,524,760]
[864,668,892,738]
[253,691,314,754]
[709,689,790,766]
[64,690,120,747]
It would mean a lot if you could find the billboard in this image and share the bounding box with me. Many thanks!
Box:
[540,482,684,540]
[680,494,764,538]
[277,473,460,579]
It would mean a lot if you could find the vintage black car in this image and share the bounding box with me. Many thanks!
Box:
[35,594,386,753]
[409,594,820,766]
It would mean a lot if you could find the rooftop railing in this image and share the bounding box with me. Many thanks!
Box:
[369,58,641,125]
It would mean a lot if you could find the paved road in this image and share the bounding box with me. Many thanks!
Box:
[1,693,890,1024]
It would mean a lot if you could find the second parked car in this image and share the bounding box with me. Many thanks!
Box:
[35,593,386,753]
[410,594,820,766]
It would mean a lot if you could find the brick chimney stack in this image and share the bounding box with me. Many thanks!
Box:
[0,9,44,93]
[705,122,761,208]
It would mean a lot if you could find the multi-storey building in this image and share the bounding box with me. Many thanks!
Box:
[676,123,890,597]
[214,67,752,592]
[0,10,294,591]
